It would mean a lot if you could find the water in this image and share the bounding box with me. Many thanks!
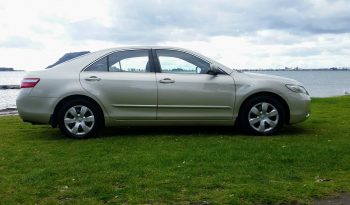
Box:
[0,70,350,110]
[251,70,350,97]
[0,71,26,110]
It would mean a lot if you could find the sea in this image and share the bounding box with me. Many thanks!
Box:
[0,70,350,110]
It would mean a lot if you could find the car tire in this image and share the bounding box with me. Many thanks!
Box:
[239,95,285,135]
[58,99,102,139]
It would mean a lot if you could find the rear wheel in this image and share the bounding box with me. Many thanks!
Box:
[239,96,285,135]
[58,99,102,139]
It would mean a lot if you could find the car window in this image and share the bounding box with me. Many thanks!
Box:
[85,57,108,72]
[84,50,150,72]
[156,50,210,74]
[109,50,150,73]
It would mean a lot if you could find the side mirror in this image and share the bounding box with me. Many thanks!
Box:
[208,64,221,75]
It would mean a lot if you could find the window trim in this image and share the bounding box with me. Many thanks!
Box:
[83,56,109,72]
[153,49,227,75]
[81,49,155,73]
[151,49,161,73]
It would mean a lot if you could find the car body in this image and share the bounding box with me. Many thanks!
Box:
[16,46,310,138]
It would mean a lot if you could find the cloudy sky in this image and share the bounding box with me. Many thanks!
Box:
[1,0,350,71]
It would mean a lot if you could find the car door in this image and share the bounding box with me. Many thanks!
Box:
[80,49,157,120]
[154,49,236,120]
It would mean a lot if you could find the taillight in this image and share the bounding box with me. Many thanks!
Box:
[20,78,40,88]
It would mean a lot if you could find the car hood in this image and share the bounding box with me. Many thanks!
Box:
[241,72,301,85]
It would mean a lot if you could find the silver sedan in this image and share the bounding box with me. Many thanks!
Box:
[16,47,310,138]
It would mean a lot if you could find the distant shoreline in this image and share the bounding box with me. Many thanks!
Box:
[0,85,20,89]
[240,68,350,71]
[0,70,24,72]
[1,69,350,72]
[0,66,24,72]
[0,108,18,116]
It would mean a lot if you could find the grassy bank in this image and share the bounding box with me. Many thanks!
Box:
[1,97,350,204]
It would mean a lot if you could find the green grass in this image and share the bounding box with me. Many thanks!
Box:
[1,97,350,204]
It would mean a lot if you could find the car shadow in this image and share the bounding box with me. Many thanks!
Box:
[100,126,239,138]
[98,124,309,138]
[33,124,310,140]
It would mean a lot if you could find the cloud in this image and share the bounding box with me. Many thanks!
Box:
[65,0,350,43]
[0,36,42,49]
[2,0,350,46]
[1,0,350,70]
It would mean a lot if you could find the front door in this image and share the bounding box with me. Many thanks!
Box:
[80,49,157,120]
[154,49,236,120]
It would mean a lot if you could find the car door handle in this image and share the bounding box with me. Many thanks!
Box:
[85,76,101,81]
[159,78,175,84]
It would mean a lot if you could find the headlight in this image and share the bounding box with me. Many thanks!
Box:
[285,84,309,95]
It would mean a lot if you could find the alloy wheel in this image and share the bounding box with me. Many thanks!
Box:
[63,105,95,136]
[248,102,279,133]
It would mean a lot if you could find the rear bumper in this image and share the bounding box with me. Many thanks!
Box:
[16,90,57,124]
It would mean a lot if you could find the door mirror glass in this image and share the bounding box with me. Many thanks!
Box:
[208,64,221,75]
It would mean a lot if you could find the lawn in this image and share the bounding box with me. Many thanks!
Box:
[1,97,350,204]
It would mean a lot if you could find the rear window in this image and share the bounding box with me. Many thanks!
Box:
[84,50,150,72]
[84,57,108,72]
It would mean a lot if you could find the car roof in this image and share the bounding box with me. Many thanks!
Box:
[48,46,234,74]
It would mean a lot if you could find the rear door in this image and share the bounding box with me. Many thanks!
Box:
[154,49,236,120]
[80,49,157,120]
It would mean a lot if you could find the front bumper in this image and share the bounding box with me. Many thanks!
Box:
[287,93,311,124]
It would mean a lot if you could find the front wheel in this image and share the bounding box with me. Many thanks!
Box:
[239,96,285,135]
[58,99,102,139]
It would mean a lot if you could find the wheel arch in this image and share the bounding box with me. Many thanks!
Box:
[238,91,290,124]
[49,95,105,128]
